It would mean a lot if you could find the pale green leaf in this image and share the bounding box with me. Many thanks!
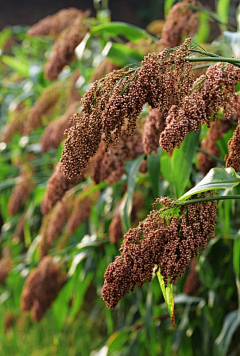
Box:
[178,168,240,201]
[156,268,175,327]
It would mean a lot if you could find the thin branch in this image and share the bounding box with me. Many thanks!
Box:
[176,195,240,206]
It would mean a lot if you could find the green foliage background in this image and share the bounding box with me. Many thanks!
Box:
[0,1,240,355]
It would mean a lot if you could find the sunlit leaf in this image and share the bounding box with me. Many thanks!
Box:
[172,131,198,197]
[1,55,29,77]
[156,269,175,327]
[91,22,150,41]
[217,0,230,25]
[105,43,143,66]
[178,168,240,201]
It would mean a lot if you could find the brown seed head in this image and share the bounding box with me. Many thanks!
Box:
[28,8,83,37]
[143,108,164,154]
[21,256,66,322]
[183,258,200,295]
[102,192,217,308]
[4,312,17,333]
[0,258,12,284]
[198,120,232,176]
[1,104,30,143]
[226,119,240,171]
[67,190,99,234]
[44,13,89,80]
[61,39,194,179]
[91,128,144,184]
[161,0,198,49]
[160,63,240,153]
[8,167,35,216]
[24,82,63,135]
[41,162,84,214]
[40,101,79,152]
[46,193,74,245]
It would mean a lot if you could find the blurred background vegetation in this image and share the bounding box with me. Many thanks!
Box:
[0,0,240,355]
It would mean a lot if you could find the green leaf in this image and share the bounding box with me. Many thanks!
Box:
[120,154,145,233]
[147,147,161,198]
[0,28,12,49]
[164,0,175,18]
[233,235,240,277]
[213,310,240,356]
[69,272,93,320]
[178,168,240,201]
[156,268,175,327]
[172,131,198,197]
[217,0,230,25]
[196,11,210,43]
[106,43,143,66]
[1,55,29,77]
[160,150,172,183]
[91,22,150,41]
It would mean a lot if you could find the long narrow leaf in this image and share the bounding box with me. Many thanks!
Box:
[172,131,198,197]
[178,168,240,201]
[156,269,175,327]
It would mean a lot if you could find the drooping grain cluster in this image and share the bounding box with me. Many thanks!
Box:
[24,82,63,135]
[46,193,74,245]
[0,258,12,284]
[40,101,79,152]
[8,167,35,216]
[66,70,81,103]
[183,258,200,295]
[28,8,83,37]
[61,39,194,179]
[67,191,99,233]
[21,256,66,321]
[142,108,164,154]
[102,192,217,308]
[38,214,53,259]
[41,162,84,214]
[91,128,144,184]
[44,13,90,80]
[225,119,240,171]
[3,312,17,333]
[198,120,232,176]
[109,192,145,244]
[160,63,240,153]
[1,104,30,143]
[161,0,198,49]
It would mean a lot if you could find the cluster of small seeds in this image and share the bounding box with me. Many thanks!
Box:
[40,101,79,152]
[21,256,66,322]
[160,63,240,153]
[61,39,194,179]
[161,0,198,49]
[102,192,217,309]
[198,120,232,176]
[41,162,84,214]
[225,119,240,171]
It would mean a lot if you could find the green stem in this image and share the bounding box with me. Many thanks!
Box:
[176,195,240,206]
[187,57,240,66]
[192,64,211,70]
[189,49,220,58]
